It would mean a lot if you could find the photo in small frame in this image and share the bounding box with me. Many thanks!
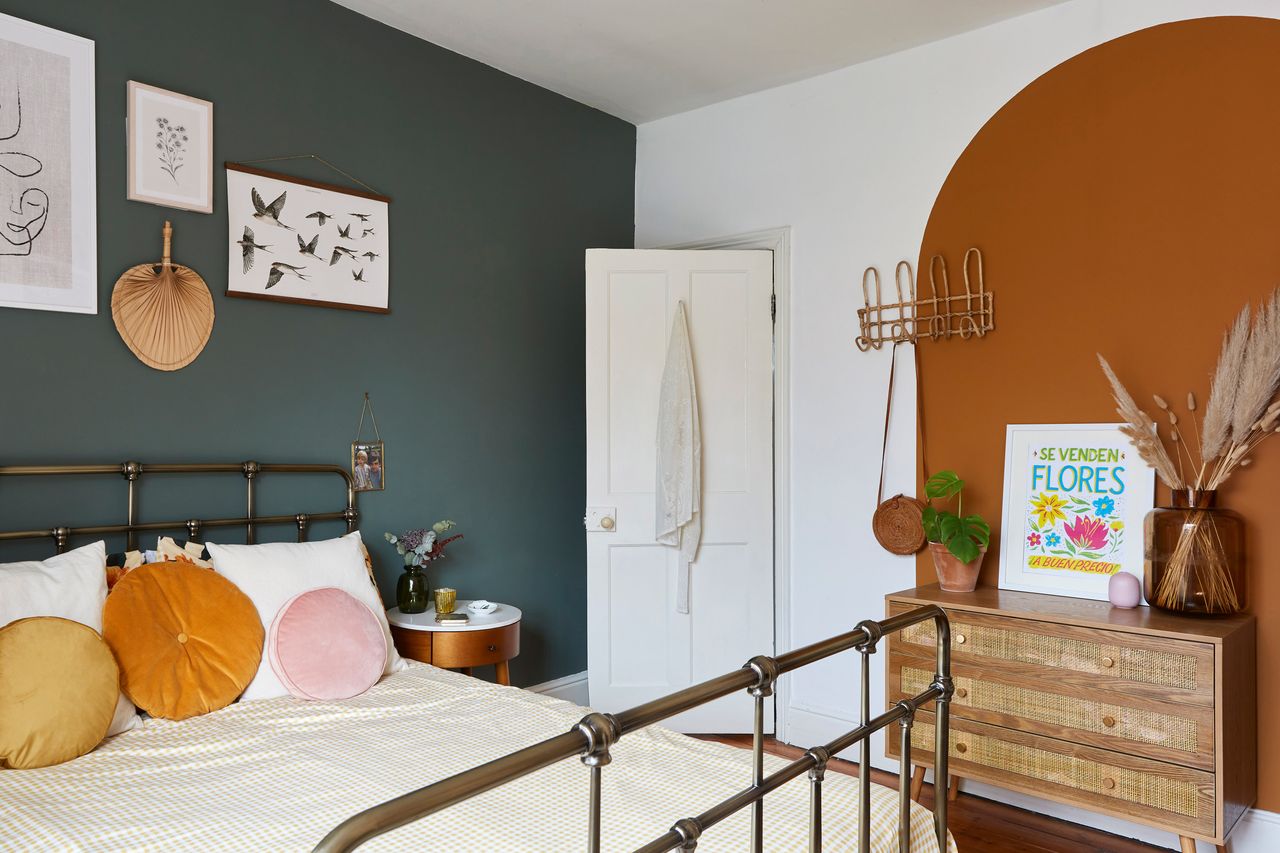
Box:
[127,81,213,214]
[351,440,384,492]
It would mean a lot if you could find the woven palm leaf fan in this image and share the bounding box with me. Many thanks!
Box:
[112,221,214,371]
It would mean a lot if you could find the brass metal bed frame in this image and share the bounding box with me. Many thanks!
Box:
[0,461,357,551]
[0,461,951,853]
[318,605,953,853]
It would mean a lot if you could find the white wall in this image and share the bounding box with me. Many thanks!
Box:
[635,1,1278,850]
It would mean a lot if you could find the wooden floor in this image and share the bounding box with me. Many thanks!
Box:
[699,735,1170,853]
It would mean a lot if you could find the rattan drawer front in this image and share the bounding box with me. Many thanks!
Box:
[892,605,1211,695]
[896,663,1210,767]
[892,716,1215,837]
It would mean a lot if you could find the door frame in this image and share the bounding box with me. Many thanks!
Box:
[652,226,792,739]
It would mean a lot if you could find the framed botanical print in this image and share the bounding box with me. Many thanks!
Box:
[999,423,1155,601]
[127,81,213,214]
[225,163,390,313]
[0,13,96,314]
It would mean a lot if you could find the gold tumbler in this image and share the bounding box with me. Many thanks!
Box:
[434,587,457,614]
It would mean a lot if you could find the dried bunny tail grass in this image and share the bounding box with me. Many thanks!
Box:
[1187,392,1197,411]
[1101,354,1184,488]
[1231,288,1280,439]
[1202,303,1251,460]
[1154,394,1170,410]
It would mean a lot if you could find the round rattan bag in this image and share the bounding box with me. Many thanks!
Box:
[872,494,926,555]
[871,337,927,555]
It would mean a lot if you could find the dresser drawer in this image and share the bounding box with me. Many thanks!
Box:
[889,713,1216,838]
[889,603,1213,699]
[890,657,1214,769]
[429,622,520,668]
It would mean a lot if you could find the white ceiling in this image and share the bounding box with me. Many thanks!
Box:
[334,0,1065,123]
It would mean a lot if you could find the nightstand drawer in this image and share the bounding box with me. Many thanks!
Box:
[429,622,520,669]
[891,657,1213,769]
[891,713,1216,838]
[889,603,1213,698]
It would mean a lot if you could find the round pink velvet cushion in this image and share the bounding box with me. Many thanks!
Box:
[268,587,387,700]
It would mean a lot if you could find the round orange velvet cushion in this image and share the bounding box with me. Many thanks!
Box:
[0,617,119,769]
[103,563,263,720]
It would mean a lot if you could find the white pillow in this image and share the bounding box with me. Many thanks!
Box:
[207,531,405,701]
[0,541,139,736]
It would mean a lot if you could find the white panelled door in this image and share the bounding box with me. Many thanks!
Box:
[585,249,774,733]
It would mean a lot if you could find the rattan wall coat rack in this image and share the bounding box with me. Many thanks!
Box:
[855,248,994,351]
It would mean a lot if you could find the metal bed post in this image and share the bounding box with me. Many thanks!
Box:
[931,613,953,850]
[242,461,259,544]
[853,619,882,853]
[296,513,310,543]
[577,712,621,853]
[745,655,778,853]
[896,703,913,853]
[805,746,829,852]
[121,461,141,551]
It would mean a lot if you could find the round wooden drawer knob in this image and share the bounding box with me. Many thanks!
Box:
[1101,656,1115,668]
[1102,715,1116,728]
[955,743,968,754]
[955,687,969,699]
[1102,777,1116,790]
[955,634,967,645]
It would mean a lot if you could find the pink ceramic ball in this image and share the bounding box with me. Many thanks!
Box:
[1108,572,1142,609]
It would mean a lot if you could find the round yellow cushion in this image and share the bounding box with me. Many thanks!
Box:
[0,617,119,769]
[103,563,263,721]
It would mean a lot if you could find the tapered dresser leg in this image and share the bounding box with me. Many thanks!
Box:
[909,766,925,802]
[947,774,959,802]
[1216,842,1230,853]
[1178,837,1196,853]
[495,660,510,686]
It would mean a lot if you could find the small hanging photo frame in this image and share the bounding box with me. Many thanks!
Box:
[351,392,385,492]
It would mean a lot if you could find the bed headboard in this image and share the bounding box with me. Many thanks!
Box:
[0,461,357,554]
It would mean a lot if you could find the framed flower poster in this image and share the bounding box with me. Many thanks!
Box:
[127,81,213,213]
[998,423,1155,601]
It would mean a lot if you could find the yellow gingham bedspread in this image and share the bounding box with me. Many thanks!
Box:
[1,662,955,852]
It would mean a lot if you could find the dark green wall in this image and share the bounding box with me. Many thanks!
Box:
[0,0,635,686]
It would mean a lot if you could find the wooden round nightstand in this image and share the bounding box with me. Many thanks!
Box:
[387,602,521,686]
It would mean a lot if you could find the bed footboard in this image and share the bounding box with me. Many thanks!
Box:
[316,604,952,853]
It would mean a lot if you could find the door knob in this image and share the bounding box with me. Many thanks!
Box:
[600,516,615,530]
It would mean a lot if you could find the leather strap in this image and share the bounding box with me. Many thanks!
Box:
[877,340,928,504]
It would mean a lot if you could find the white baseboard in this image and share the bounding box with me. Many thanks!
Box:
[526,670,590,706]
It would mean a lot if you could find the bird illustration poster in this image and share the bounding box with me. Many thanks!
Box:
[998,424,1154,602]
[0,13,96,314]
[225,163,390,313]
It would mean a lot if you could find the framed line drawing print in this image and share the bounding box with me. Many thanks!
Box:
[225,162,390,313]
[999,423,1155,602]
[0,13,96,314]
[127,81,213,213]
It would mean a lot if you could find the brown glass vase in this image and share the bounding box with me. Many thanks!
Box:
[1144,489,1245,616]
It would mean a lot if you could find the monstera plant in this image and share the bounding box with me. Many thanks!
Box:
[921,470,991,592]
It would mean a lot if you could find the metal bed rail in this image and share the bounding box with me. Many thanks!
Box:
[316,604,953,853]
[0,461,357,551]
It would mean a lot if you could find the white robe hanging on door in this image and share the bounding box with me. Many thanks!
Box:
[655,301,701,614]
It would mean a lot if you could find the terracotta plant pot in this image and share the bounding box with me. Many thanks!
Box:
[929,542,986,593]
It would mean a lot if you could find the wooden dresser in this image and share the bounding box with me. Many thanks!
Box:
[885,585,1255,852]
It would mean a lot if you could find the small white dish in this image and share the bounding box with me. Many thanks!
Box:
[468,600,499,615]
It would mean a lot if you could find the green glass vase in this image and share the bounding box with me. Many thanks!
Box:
[397,564,429,614]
